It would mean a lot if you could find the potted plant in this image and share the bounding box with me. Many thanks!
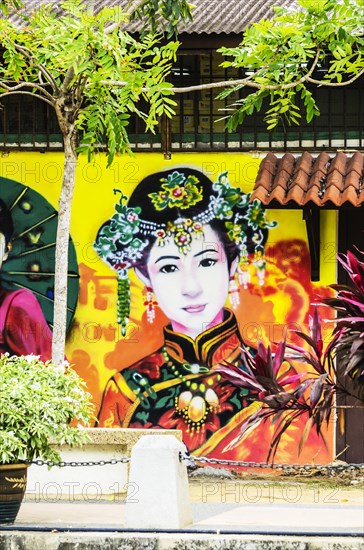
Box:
[0,354,94,524]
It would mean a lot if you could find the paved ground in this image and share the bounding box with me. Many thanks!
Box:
[1,474,363,549]
[9,499,364,535]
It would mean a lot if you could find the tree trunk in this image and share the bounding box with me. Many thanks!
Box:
[52,133,77,366]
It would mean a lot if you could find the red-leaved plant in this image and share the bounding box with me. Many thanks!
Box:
[323,249,364,384]
[217,248,364,462]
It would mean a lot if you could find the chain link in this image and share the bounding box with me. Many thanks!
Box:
[26,457,130,467]
[186,454,364,473]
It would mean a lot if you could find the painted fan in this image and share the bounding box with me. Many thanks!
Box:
[0,177,79,330]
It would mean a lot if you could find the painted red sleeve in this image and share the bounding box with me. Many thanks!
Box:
[5,290,53,362]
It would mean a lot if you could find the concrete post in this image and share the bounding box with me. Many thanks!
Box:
[125,434,192,529]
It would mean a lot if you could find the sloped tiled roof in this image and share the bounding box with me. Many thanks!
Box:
[252,151,364,208]
[137,0,297,34]
[6,0,297,34]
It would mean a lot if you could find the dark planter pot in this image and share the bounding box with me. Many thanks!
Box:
[0,463,29,524]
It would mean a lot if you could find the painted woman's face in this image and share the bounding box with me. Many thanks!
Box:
[137,225,236,340]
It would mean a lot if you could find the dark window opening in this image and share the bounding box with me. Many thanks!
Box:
[0,48,362,152]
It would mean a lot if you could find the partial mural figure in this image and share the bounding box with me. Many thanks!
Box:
[94,167,332,463]
[0,178,79,361]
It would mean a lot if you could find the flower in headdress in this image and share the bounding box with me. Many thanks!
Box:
[192,221,203,235]
[154,228,167,247]
[148,172,203,211]
[225,221,247,245]
[153,218,204,254]
[247,199,277,230]
[94,192,148,272]
[173,229,192,251]
[109,204,142,244]
[94,235,117,261]
[212,172,250,220]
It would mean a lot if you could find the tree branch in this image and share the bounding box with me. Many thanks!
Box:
[75,74,87,104]
[307,66,364,87]
[99,75,299,92]
[100,49,322,94]
[171,48,321,93]
[0,90,55,107]
[0,81,55,102]
[61,66,76,94]
[14,43,60,94]
[124,0,148,18]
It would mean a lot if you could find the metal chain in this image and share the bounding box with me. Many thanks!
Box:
[26,454,363,474]
[26,457,130,468]
[186,454,364,473]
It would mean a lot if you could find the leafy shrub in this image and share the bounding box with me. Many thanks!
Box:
[0,354,94,464]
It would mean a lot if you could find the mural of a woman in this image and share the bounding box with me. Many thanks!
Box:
[94,168,289,458]
[0,199,52,360]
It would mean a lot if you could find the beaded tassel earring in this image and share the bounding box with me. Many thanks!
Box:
[117,275,130,336]
[253,248,266,286]
[144,286,157,323]
[228,275,240,309]
[237,247,250,289]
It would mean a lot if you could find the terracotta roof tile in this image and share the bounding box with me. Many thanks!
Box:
[347,151,364,176]
[326,171,345,191]
[358,188,364,206]
[291,169,310,191]
[260,152,278,175]
[328,151,348,176]
[254,173,272,192]
[305,187,322,205]
[250,187,270,203]
[343,171,360,190]
[277,153,296,177]
[295,151,314,175]
[308,172,324,191]
[254,152,277,191]
[341,187,360,207]
[306,152,330,191]
[312,152,332,176]
[274,170,292,190]
[268,186,286,204]
[286,185,305,205]
[324,185,342,206]
[253,152,364,208]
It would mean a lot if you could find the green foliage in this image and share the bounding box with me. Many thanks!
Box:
[217,0,364,130]
[0,0,23,14]
[0,0,190,366]
[0,354,94,464]
[0,1,181,165]
[130,0,193,38]
[217,90,269,132]
[77,35,178,164]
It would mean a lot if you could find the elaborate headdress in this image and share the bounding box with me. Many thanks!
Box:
[94,169,276,334]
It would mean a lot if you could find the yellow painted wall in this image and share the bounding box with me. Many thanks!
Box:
[0,151,337,464]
